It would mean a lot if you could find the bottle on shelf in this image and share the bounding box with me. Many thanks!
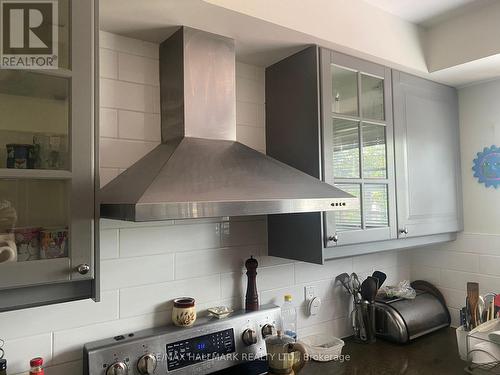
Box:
[281,294,297,340]
[29,357,44,375]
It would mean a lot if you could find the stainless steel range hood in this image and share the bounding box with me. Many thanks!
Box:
[100,27,356,221]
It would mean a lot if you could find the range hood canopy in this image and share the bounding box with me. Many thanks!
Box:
[99,27,356,221]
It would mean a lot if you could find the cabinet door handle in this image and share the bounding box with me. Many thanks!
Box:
[76,264,90,275]
[328,234,339,243]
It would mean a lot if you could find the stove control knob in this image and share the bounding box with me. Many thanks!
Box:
[137,353,157,375]
[242,328,257,346]
[261,324,275,338]
[106,362,128,375]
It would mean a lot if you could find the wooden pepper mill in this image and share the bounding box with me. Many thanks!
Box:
[245,256,259,311]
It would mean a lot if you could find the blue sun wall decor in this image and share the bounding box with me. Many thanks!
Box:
[473,145,500,188]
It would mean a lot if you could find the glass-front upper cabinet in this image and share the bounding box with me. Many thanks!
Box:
[0,0,96,309]
[322,50,397,247]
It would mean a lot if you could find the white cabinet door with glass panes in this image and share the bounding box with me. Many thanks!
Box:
[321,50,397,247]
[0,0,95,290]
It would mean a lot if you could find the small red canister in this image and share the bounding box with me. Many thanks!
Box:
[29,357,44,375]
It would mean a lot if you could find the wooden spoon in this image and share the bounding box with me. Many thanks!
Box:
[467,282,479,328]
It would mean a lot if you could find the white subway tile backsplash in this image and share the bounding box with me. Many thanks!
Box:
[100,108,118,138]
[439,287,466,309]
[295,257,353,284]
[99,167,119,187]
[479,255,500,276]
[236,77,265,103]
[175,246,255,280]
[100,79,156,112]
[410,264,441,286]
[236,62,264,82]
[3,333,52,374]
[221,220,267,247]
[118,53,159,86]
[100,138,158,168]
[0,291,119,340]
[353,250,402,274]
[101,253,175,290]
[236,125,266,152]
[410,233,500,328]
[221,264,295,301]
[236,101,265,128]
[257,264,296,290]
[260,285,304,307]
[298,317,351,340]
[152,86,161,114]
[118,110,161,141]
[100,31,159,59]
[120,223,221,257]
[120,275,221,318]
[220,272,245,300]
[411,248,479,273]
[99,48,118,79]
[100,229,119,259]
[297,297,350,329]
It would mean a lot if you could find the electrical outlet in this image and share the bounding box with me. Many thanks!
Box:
[305,285,316,300]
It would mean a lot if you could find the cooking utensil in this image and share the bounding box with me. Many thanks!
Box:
[478,296,485,324]
[350,273,361,294]
[465,296,471,330]
[372,271,387,289]
[467,282,479,328]
[361,277,378,303]
[484,293,496,321]
[335,273,352,294]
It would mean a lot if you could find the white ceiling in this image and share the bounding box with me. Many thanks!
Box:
[362,0,479,25]
[99,0,500,87]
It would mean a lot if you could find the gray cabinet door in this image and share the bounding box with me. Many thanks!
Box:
[393,71,463,238]
[0,0,96,297]
[321,50,397,247]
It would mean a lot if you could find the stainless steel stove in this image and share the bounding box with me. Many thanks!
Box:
[84,305,280,375]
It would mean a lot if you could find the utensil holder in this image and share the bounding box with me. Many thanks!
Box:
[352,301,376,343]
[363,302,376,343]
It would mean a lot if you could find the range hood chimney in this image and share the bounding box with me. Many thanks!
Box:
[100,27,356,221]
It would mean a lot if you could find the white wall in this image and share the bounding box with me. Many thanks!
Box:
[0,32,409,375]
[425,1,500,72]
[202,0,427,73]
[410,79,500,327]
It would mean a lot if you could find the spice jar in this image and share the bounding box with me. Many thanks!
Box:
[172,297,196,327]
[29,357,44,375]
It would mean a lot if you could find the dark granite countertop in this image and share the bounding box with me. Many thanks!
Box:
[301,328,466,375]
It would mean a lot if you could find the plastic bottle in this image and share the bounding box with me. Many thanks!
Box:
[281,294,297,340]
[29,357,44,375]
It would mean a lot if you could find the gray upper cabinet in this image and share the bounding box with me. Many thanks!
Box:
[393,71,463,238]
[321,50,397,247]
[266,47,462,264]
[0,0,97,311]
